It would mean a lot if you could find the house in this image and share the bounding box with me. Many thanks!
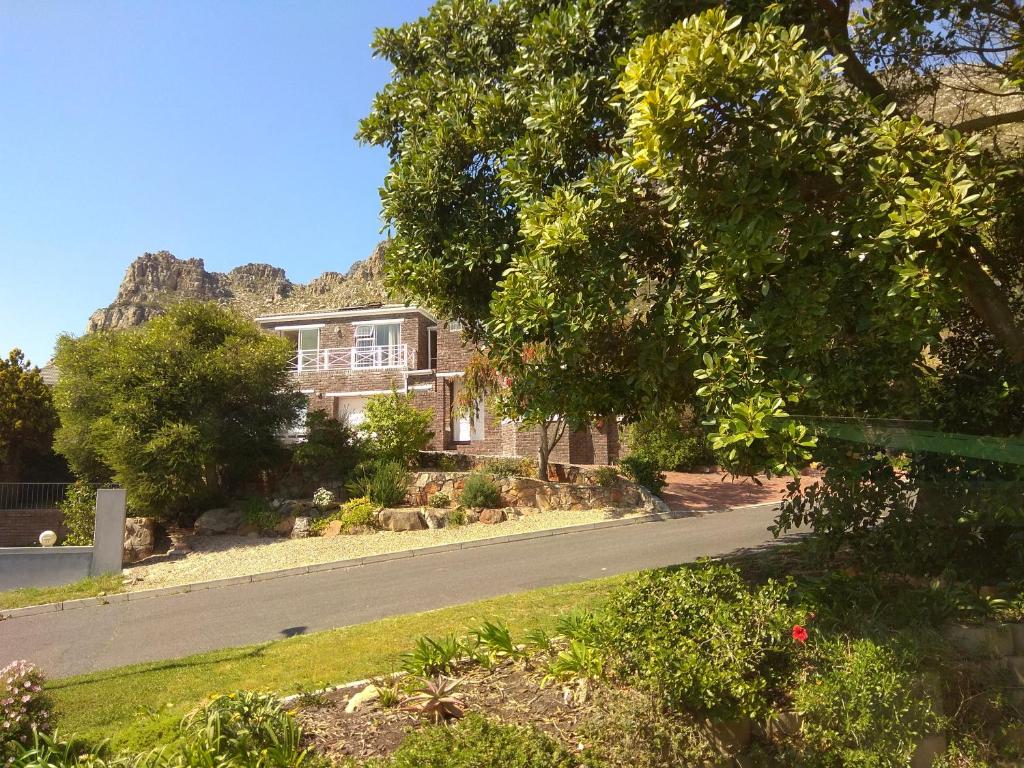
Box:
[256,304,620,465]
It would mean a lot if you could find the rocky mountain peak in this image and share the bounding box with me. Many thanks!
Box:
[88,243,390,332]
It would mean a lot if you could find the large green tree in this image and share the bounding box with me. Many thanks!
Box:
[53,303,303,519]
[0,349,59,483]
[360,0,1024,473]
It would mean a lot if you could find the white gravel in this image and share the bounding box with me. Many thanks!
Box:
[125,507,644,591]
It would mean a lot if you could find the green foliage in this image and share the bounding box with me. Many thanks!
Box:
[346,460,408,508]
[577,687,717,768]
[618,455,665,496]
[362,0,1024,498]
[0,350,60,483]
[590,466,619,488]
[53,303,302,520]
[59,481,96,546]
[310,497,380,536]
[480,457,533,479]
[359,392,433,466]
[426,491,450,508]
[624,407,714,472]
[400,635,462,678]
[601,564,799,719]
[241,497,281,534]
[543,639,605,684]
[447,507,467,527]
[292,411,361,483]
[380,714,577,768]
[459,472,501,509]
[467,620,526,666]
[791,638,940,767]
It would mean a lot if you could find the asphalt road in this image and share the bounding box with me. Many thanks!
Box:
[1,504,788,678]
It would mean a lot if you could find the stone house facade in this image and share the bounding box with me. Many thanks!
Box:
[256,304,620,465]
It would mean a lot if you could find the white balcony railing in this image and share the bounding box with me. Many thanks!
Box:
[290,344,410,372]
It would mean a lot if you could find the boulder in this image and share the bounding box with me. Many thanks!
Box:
[194,508,244,535]
[464,508,481,524]
[321,520,344,538]
[273,516,296,536]
[344,684,380,713]
[290,516,311,539]
[423,508,448,529]
[237,522,261,537]
[122,517,156,563]
[379,508,427,532]
[479,508,506,525]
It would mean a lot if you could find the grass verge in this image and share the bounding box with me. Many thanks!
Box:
[0,573,125,611]
[47,575,625,751]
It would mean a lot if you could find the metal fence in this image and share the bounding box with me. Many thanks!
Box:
[0,482,73,511]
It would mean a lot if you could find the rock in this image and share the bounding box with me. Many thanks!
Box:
[464,509,481,524]
[321,520,344,538]
[943,623,1015,658]
[423,508,448,529]
[379,508,427,531]
[764,711,802,740]
[290,516,311,539]
[194,508,244,535]
[479,508,506,525]
[236,522,261,537]
[122,517,156,564]
[273,516,296,536]
[704,717,753,755]
[344,684,380,713]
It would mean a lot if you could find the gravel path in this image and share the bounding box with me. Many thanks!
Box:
[125,507,644,591]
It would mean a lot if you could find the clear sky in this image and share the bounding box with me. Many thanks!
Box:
[0,0,433,366]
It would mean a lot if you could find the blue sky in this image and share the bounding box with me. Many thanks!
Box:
[0,0,432,365]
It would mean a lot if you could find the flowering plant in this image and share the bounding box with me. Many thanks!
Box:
[0,661,52,753]
[312,487,336,511]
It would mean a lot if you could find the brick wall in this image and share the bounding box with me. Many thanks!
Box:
[0,509,67,547]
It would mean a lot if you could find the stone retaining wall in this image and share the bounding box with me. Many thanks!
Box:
[407,471,668,514]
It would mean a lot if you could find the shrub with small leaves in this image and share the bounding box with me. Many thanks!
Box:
[591,466,620,488]
[58,481,95,546]
[346,459,409,507]
[619,455,666,496]
[448,507,467,527]
[241,497,281,533]
[310,497,380,536]
[312,487,336,511]
[481,457,533,478]
[460,472,502,508]
[427,491,450,508]
[0,661,52,753]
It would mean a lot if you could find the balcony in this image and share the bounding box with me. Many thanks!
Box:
[289,344,411,373]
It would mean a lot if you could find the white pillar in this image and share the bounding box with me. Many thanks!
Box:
[91,488,127,576]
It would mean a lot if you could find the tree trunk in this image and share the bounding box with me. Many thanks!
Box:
[958,243,1024,365]
[537,418,568,481]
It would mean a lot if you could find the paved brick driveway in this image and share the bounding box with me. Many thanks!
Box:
[661,470,819,512]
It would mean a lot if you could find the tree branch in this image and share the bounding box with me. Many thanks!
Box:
[952,108,1024,132]
[957,242,1024,364]
[813,0,893,105]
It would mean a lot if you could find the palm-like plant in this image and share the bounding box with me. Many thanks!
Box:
[402,676,466,723]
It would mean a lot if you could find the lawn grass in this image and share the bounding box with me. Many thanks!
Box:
[47,575,625,752]
[0,573,125,610]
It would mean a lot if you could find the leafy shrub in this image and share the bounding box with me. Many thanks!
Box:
[292,410,361,482]
[591,466,620,487]
[448,507,467,527]
[460,472,502,508]
[312,487,336,511]
[58,480,95,545]
[383,714,576,768]
[578,686,717,768]
[241,497,281,533]
[791,638,940,767]
[624,407,714,471]
[172,691,311,768]
[360,392,433,466]
[467,620,526,666]
[346,460,408,507]
[618,455,666,496]
[602,564,798,719]
[482,457,533,478]
[401,635,463,678]
[427,491,450,508]
[0,661,51,755]
[543,639,606,684]
[310,497,379,536]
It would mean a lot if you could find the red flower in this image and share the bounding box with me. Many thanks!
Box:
[791,625,808,644]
